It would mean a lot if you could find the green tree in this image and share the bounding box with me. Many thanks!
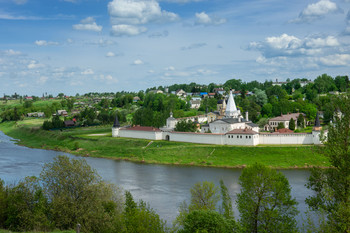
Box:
[179,210,234,233]
[123,191,166,233]
[237,163,298,233]
[40,155,123,233]
[189,181,220,212]
[174,120,197,132]
[297,114,305,128]
[277,122,285,129]
[306,93,350,232]
[289,118,296,130]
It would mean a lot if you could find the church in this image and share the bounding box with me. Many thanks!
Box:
[200,90,259,134]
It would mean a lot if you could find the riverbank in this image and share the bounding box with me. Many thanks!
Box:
[0,120,330,169]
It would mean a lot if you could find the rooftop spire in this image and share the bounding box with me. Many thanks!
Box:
[113,113,120,128]
[225,89,240,118]
[314,112,321,127]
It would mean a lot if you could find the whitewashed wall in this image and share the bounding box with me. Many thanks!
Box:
[166,132,224,145]
[225,134,259,146]
[259,133,313,145]
[119,129,163,140]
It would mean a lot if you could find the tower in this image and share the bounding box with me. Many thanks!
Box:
[112,113,120,137]
[312,112,323,144]
[225,90,241,118]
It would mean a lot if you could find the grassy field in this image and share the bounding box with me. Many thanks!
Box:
[0,119,330,169]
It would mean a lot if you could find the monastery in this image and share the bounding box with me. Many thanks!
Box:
[112,90,324,146]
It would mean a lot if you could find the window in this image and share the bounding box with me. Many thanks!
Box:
[246,136,248,139]
[237,135,239,138]
[249,136,251,139]
[240,135,242,139]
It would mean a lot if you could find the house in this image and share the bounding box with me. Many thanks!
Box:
[25,96,33,100]
[64,120,75,127]
[57,110,68,116]
[190,99,201,109]
[175,89,186,97]
[26,112,45,118]
[264,113,305,131]
[208,93,215,98]
[272,79,288,86]
[133,96,141,102]
[213,88,225,96]
[200,92,208,98]
[149,90,164,94]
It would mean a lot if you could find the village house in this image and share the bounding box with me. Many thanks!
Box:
[189,99,201,109]
[175,89,186,97]
[133,96,141,103]
[264,113,305,131]
[57,110,68,117]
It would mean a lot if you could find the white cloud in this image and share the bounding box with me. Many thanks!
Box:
[13,0,27,5]
[133,59,144,65]
[319,54,350,66]
[108,0,178,36]
[4,49,22,56]
[81,69,94,75]
[291,0,341,23]
[67,38,74,44]
[148,30,169,38]
[37,76,48,84]
[160,0,204,2]
[106,52,116,57]
[195,12,226,25]
[111,24,147,36]
[27,60,44,69]
[73,17,102,32]
[35,40,59,46]
[165,66,175,71]
[181,42,207,50]
[249,34,340,58]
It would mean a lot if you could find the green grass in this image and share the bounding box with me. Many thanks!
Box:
[0,119,330,169]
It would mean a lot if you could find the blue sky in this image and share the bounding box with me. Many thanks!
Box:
[0,0,350,96]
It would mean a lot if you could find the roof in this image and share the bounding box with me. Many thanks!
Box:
[269,113,301,121]
[122,126,161,132]
[226,128,259,135]
[64,120,75,126]
[247,122,259,127]
[276,128,294,133]
[113,114,120,128]
[208,93,215,96]
[220,118,248,124]
[314,112,321,127]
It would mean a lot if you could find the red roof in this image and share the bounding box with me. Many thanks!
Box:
[276,128,294,133]
[269,113,301,121]
[226,128,259,135]
[123,126,161,132]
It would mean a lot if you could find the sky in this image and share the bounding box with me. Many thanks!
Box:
[0,0,350,96]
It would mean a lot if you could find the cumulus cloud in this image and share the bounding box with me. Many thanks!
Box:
[195,12,226,25]
[111,24,147,36]
[35,40,59,46]
[81,69,94,75]
[90,38,117,47]
[181,42,207,50]
[290,0,341,23]
[27,60,44,69]
[4,49,22,56]
[108,0,179,36]
[73,17,102,32]
[133,59,144,65]
[319,54,350,66]
[248,34,340,58]
[106,52,116,57]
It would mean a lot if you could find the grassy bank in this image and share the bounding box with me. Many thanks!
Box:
[0,230,74,233]
[0,119,330,169]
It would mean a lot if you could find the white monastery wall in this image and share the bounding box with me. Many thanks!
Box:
[166,132,224,145]
[225,134,258,146]
[259,133,313,145]
[118,129,162,140]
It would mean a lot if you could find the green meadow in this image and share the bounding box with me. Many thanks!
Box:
[0,119,329,169]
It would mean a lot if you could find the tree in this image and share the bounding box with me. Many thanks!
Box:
[174,120,197,132]
[237,163,298,233]
[40,155,123,232]
[306,93,350,232]
[289,118,295,130]
[297,114,305,128]
[123,191,166,233]
[189,181,219,212]
[277,122,285,129]
[179,210,234,233]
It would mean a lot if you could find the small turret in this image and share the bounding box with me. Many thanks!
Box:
[313,112,322,131]
[113,113,120,128]
[112,112,120,137]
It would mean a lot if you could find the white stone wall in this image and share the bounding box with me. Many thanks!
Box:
[225,134,259,146]
[166,132,224,145]
[119,129,163,140]
[209,121,246,134]
[259,133,313,145]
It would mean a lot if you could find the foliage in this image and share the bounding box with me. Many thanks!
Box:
[179,210,234,233]
[123,191,167,233]
[174,120,197,132]
[277,122,285,129]
[297,114,305,128]
[306,93,350,232]
[237,163,299,233]
[289,118,295,130]
[189,182,220,212]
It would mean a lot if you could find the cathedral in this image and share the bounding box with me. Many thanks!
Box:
[201,90,259,134]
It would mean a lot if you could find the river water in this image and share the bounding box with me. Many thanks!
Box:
[0,130,313,227]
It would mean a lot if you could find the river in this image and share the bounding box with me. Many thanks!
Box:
[0,130,313,227]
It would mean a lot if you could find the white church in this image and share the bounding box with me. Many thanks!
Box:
[112,90,324,146]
